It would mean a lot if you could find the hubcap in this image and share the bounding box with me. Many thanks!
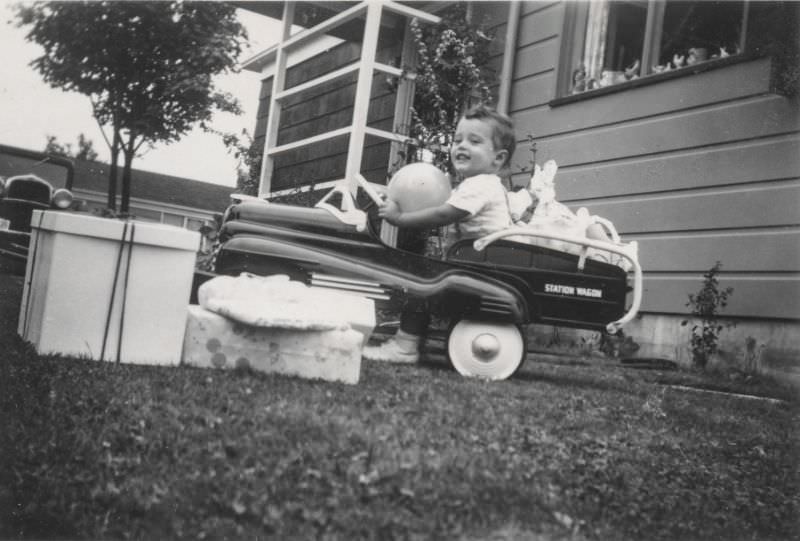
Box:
[447,320,525,380]
[471,333,500,361]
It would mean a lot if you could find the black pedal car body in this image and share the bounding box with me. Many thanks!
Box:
[212,180,642,379]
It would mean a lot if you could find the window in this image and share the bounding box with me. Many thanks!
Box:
[162,213,185,227]
[129,207,161,222]
[185,218,205,231]
[561,1,748,96]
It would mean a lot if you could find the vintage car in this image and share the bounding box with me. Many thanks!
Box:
[0,144,76,275]
[211,176,642,380]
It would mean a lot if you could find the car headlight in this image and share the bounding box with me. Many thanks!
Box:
[52,188,74,209]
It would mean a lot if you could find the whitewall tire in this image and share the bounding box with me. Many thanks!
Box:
[447,320,526,380]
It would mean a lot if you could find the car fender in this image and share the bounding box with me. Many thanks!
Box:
[216,234,528,324]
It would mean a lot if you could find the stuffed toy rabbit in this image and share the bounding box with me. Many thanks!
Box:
[515,160,637,271]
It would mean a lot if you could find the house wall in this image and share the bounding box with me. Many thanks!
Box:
[245,2,798,373]
[486,1,800,323]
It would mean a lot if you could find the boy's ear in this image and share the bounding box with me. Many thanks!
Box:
[494,149,509,167]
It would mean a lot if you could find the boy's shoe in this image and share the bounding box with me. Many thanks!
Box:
[362,338,419,363]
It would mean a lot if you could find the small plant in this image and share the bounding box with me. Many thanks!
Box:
[518,133,538,175]
[682,261,734,368]
[599,330,640,359]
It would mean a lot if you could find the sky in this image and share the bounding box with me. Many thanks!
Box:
[0,2,281,187]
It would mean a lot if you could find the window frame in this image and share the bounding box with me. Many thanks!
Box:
[554,0,751,102]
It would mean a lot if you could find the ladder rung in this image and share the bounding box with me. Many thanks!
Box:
[364,126,413,144]
[275,61,408,103]
[267,179,340,199]
[267,126,352,156]
[374,62,404,78]
[266,126,411,158]
[276,62,361,101]
[282,2,368,53]
[382,1,441,24]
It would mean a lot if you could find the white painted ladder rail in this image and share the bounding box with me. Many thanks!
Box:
[473,228,644,334]
[258,1,441,199]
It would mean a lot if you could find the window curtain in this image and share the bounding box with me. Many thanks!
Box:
[583,0,610,83]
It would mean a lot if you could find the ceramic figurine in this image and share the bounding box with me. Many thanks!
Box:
[624,59,640,80]
[571,64,588,93]
[687,47,708,65]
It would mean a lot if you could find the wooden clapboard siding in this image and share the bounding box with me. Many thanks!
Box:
[580,181,800,233]
[510,74,558,116]
[548,134,800,200]
[643,276,800,319]
[514,40,560,80]
[532,95,798,168]
[633,229,800,273]
[517,2,563,47]
[520,1,562,18]
[507,1,800,319]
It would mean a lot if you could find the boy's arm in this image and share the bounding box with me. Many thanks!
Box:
[379,200,469,228]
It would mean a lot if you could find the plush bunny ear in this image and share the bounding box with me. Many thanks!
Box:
[529,163,544,187]
[541,160,558,185]
[525,163,542,192]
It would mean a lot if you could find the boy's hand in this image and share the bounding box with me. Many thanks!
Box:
[378,199,402,224]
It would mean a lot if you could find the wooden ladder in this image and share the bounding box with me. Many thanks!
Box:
[257,1,440,199]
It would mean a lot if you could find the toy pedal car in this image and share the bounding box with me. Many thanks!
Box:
[212,176,642,380]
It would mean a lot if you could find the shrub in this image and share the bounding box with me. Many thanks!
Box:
[682,261,734,368]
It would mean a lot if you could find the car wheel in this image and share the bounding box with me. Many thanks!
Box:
[447,320,526,380]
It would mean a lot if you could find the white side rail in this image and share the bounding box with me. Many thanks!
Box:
[473,227,642,334]
[314,174,387,232]
[314,182,369,232]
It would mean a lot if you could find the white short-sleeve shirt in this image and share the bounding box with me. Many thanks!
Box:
[446,173,512,243]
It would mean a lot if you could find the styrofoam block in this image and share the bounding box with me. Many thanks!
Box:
[182,305,363,384]
[307,287,376,339]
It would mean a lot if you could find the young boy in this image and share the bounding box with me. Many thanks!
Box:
[362,104,516,363]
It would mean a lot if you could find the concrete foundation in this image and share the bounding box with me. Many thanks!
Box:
[526,313,800,386]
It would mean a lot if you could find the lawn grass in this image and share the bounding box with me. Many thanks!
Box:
[1,273,798,540]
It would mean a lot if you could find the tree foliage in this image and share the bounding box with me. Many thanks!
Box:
[17,1,247,212]
[213,128,261,197]
[44,134,98,162]
[404,4,495,172]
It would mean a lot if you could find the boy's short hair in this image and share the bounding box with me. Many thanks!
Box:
[462,104,516,166]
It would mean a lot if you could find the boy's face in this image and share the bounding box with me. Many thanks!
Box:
[450,117,508,179]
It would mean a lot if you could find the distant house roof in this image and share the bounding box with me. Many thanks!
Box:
[73,160,234,213]
[0,143,234,213]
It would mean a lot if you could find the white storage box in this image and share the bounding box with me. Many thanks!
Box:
[18,210,200,365]
[182,305,363,384]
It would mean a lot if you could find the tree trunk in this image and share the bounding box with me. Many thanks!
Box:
[107,129,120,210]
[120,147,133,215]
[120,134,136,215]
